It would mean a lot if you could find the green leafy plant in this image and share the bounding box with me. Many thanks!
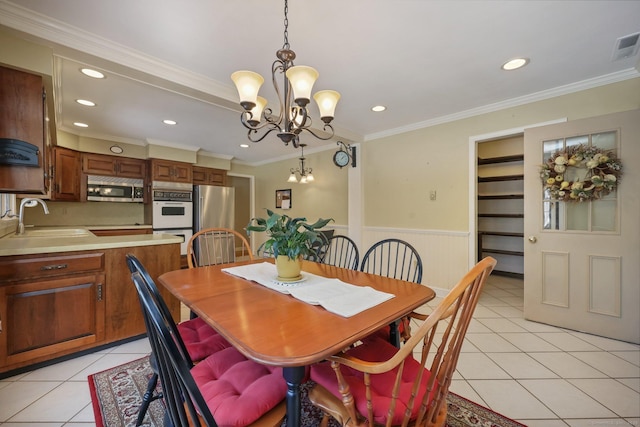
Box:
[246,209,333,260]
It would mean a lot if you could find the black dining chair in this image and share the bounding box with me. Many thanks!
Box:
[360,238,424,346]
[125,254,231,426]
[130,267,287,427]
[320,235,360,270]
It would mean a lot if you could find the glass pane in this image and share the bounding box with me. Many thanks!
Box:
[543,139,563,161]
[543,201,561,230]
[600,189,616,200]
[592,200,617,231]
[567,135,588,148]
[592,131,617,152]
[566,202,588,231]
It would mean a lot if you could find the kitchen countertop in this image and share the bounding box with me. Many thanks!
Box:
[0,225,182,257]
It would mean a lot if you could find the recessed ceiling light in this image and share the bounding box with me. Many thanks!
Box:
[80,68,105,79]
[240,144,249,148]
[76,99,96,107]
[73,122,89,128]
[371,105,386,112]
[501,58,530,71]
[109,145,124,154]
[163,119,177,125]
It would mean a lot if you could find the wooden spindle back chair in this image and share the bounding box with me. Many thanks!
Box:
[309,257,497,427]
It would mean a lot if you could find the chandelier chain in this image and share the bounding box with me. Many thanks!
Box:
[282,0,290,50]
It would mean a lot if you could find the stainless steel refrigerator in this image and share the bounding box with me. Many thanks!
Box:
[193,185,235,264]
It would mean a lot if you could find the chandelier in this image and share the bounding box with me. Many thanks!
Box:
[288,143,314,184]
[231,0,340,149]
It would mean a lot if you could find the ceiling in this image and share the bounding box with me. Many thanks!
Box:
[1,0,639,165]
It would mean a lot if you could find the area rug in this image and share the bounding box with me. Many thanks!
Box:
[88,355,527,427]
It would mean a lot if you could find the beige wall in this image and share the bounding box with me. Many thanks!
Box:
[233,149,348,226]
[364,78,640,232]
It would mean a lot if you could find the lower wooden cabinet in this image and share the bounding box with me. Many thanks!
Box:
[0,242,179,375]
[89,228,152,236]
[0,273,105,368]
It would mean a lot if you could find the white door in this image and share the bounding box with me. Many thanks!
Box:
[523,109,639,344]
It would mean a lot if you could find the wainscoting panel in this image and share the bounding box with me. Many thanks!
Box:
[362,227,469,292]
[589,255,621,317]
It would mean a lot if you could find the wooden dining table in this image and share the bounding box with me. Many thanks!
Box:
[158,258,436,427]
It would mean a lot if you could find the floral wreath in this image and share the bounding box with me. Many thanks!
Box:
[540,144,622,202]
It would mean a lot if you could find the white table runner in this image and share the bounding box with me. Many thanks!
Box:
[221,262,394,317]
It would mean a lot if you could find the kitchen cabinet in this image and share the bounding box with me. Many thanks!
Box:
[477,137,524,278]
[149,158,192,183]
[89,228,152,236]
[0,65,48,194]
[83,152,146,179]
[192,166,227,186]
[52,146,81,201]
[0,242,179,374]
[0,252,105,369]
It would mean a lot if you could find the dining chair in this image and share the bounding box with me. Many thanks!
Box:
[125,254,232,426]
[308,257,497,427]
[187,227,253,268]
[130,268,287,427]
[320,235,359,270]
[360,238,423,345]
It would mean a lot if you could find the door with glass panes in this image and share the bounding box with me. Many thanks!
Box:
[523,109,639,344]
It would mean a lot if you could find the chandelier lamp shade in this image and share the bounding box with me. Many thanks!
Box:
[288,143,314,184]
[231,0,340,148]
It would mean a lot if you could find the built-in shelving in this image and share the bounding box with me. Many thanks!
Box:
[477,140,524,278]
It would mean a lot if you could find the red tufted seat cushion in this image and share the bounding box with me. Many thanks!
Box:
[311,337,438,426]
[191,346,287,427]
[177,317,232,362]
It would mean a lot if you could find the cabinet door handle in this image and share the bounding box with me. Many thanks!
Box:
[97,284,103,301]
[40,263,68,271]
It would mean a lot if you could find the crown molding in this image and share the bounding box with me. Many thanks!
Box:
[0,1,237,104]
[365,68,640,141]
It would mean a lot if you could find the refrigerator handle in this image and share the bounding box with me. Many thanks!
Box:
[199,196,204,229]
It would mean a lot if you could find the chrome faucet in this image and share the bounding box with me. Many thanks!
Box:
[17,198,49,235]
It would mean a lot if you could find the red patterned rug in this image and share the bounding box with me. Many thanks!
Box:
[88,355,527,427]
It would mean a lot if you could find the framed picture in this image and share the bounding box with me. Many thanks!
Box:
[275,189,292,209]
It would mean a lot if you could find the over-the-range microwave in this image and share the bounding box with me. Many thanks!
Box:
[86,175,144,203]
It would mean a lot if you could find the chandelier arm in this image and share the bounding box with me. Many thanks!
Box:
[302,123,335,141]
[246,126,280,143]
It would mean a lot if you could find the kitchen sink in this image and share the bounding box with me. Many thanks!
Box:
[11,228,95,238]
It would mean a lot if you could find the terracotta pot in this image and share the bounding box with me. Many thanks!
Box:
[275,255,302,280]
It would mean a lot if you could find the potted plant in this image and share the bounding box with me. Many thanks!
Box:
[246,209,333,280]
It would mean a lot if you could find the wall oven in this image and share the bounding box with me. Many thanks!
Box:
[151,181,193,255]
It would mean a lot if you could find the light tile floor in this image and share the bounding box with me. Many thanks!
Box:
[0,275,638,426]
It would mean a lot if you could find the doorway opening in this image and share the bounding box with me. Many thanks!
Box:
[476,135,524,278]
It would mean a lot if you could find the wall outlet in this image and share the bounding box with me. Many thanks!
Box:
[429,190,437,201]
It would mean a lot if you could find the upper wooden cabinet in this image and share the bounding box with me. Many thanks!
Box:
[0,66,48,194]
[83,152,146,179]
[192,166,227,186]
[52,146,81,201]
[149,159,192,183]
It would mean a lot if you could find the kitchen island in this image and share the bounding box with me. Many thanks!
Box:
[0,224,182,376]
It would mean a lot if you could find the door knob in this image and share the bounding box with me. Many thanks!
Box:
[528,236,537,243]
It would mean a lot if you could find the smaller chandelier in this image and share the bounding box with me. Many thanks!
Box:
[231,0,340,148]
[288,143,314,184]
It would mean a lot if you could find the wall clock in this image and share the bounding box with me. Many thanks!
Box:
[333,141,356,169]
[333,150,350,168]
